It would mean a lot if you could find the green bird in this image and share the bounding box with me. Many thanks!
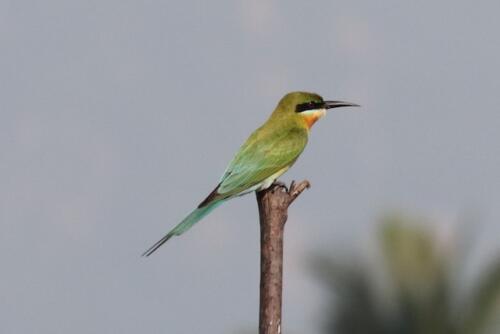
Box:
[143,91,358,256]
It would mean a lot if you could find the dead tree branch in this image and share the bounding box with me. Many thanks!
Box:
[256,180,310,334]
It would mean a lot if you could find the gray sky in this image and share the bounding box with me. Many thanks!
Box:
[2,1,500,333]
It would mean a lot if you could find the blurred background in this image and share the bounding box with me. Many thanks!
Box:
[1,1,500,333]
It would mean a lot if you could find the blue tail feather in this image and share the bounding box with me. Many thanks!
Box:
[142,201,222,256]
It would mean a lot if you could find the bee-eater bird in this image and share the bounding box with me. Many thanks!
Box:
[143,91,358,256]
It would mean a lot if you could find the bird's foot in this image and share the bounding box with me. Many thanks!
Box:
[259,179,310,206]
[272,180,288,192]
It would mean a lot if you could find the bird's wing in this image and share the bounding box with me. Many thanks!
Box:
[216,127,308,197]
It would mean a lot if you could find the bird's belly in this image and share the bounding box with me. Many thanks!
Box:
[234,166,290,197]
[258,166,290,190]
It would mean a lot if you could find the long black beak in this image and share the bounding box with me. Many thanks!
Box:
[324,100,360,109]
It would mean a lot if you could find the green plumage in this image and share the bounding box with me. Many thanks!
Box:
[217,119,308,197]
[143,92,325,256]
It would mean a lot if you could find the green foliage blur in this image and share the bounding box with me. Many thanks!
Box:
[312,215,500,334]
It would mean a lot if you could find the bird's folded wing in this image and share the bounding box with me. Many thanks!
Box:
[217,127,308,197]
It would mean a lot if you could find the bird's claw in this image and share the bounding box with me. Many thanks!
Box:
[272,180,288,192]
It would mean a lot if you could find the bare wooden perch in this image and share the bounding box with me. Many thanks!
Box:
[256,180,311,334]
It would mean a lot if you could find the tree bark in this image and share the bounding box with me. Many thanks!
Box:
[256,180,310,334]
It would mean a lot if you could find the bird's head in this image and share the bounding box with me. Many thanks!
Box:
[273,91,359,129]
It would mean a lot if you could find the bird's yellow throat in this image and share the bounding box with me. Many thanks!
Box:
[301,108,326,129]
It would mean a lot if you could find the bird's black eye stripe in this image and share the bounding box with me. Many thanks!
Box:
[295,101,324,113]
